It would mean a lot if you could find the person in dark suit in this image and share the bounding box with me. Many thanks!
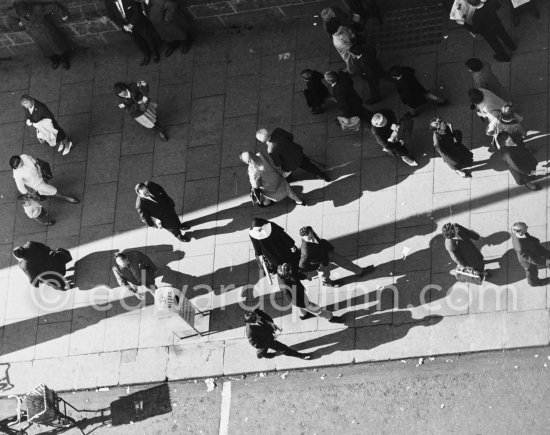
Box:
[464,0,516,62]
[323,70,373,123]
[511,222,550,286]
[249,217,299,276]
[430,117,474,178]
[298,226,373,287]
[245,309,310,359]
[21,94,73,155]
[350,41,391,104]
[256,128,329,182]
[370,110,418,166]
[135,181,190,242]
[112,250,157,299]
[103,0,161,65]
[496,132,540,191]
[13,242,71,289]
[389,65,446,116]
[11,1,71,70]
[300,69,329,114]
[442,223,487,276]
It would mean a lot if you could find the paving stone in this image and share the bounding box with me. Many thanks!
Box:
[395,172,434,228]
[160,53,194,86]
[103,312,141,352]
[258,85,293,128]
[90,93,124,136]
[29,64,62,101]
[224,74,260,118]
[158,84,192,125]
[93,54,128,95]
[81,182,118,227]
[470,173,509,214]
[189,95,224,147]
[186,144,221,181]
[221,115,257,167]
[0,202,16,245]
[223,337,276,376]
[260,54,295,88]
[428,271,470,317]
[54,113,91,165]
[503,309,549,348]
[0,317,38,363]
[86,133,121,184]
[0,122,24,172]
[62,55,96,84]
[0,91,25,124]
[34,321,71,359]
[167,341,224,380]
[69,304,107,355]
[192,62,227,99]
[59,80,93,115]
[470,210,510,260]
[153,123,189,176]
[227,56,261,77]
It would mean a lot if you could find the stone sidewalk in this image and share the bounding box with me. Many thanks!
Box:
[0,4,549,396]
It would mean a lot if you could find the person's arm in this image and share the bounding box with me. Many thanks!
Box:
[112,266,130,287]
[137,252,157,273]
[447,241,467,268]
[298,245,310,270]
[456,224,480,241]
[136,200,154,227]
[519,247,545,267]
[104,0,126,29]
[13,171,28,194]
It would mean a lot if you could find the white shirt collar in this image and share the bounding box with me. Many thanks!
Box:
[249,223,272,240]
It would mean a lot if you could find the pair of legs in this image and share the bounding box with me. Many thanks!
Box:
[408,92,446,116]
[526,257,550,286]
[165,221,192,242]
[261,183,304,207]
[165,36,193,57]
[49,51,70,70]
[509,168,540,191]
[153,121,168,141]
[130,27,161,65]
[481,22,516,62]
[303,89,327,114]
[34,182,79,204]
[317,251,364,285]
[256,340,309,359]
[53,128,73,155]
[288,155,329,182]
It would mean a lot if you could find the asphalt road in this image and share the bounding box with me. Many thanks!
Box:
[2,347,550,434]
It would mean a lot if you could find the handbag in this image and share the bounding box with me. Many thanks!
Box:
[35,158,53,181]
[337,116,361,131]
[455,266,483,285]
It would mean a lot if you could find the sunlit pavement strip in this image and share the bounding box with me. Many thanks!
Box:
[219,381,232,435]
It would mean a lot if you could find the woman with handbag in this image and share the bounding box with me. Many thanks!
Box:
[240,151,305,207]
[442,222,488,281]
[9,154,79,203]
[114,81,168,141]
[430,117,474,178]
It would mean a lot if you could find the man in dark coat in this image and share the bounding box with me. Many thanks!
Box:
[249,218,299,275]
[104,0,161,65]
[430,117,473,178]
[350,42,391,104]
[21,94,73,155]
[324,70,373,123]
[13,241,71,289]
[12,1,71,69]
[464,0,516,62]
[112,250,157,299]
[136,0,193,56]
[300,69,329,114]
[370,110,417,166]
[497,132,540,191]
[511,222,550,286]
[256,128,329,182]
[245,309,310,359]
[298,226,373,287]
[389,65,446,116]
[135,181,190,242]
[442,223,486,276]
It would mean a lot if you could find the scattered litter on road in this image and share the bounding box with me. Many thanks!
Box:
[514,366,519,369]
[402,247,411,260]
[400,360,407,363]
[399,408,404,412]
[445,359,453,363]
[281,371,289,380]
[173,403,178,407]
[205,378,216,392]
[313,368,318,372]
[194,380,197,383]
[440,404,445,409]
[98,387,109,392]
[244,417,248,422]
[242,374,247,379]
[401,202,407,206]
[547,356,550,360]
[352,419,356,424]
[126,386,130,394]
[429,357,435,361]
[544,363,547,368]
[278,52,291,60]
[406,386,410,390]
[535,355,539,358]
[418,358,424,365]
[320,374,327,380]
[249,48,255,53]
[130,421,134,425]
[259,372,267,377]
[337,374,343,378]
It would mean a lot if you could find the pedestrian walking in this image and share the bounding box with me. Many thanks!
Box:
[18,193,55,226]
[115,81,168,141]
[350,41,391,104]
[277,263,344,323]
[486,104,527,146]
[320,6,355,36]
[21,94,73,155]
[430,117,474,177]
[135,181,191,242]
[389,65,446,116]
[249,218,299,276]
[10,154,79,203]
[240,151,305,207]
[327,22,357,74]
[343,0,383,26]
[511,222,550,287]
[136,0,193,57]
[464,58,507,99]
[256,128,329,182]
[468,87,506,123]
[370,111,418,166]
[442,223,488,278]
[112,250,157,300]
[300,69,330,114]
[104,0,161,65]
[509,0,540,27]
[324,70,373,127]
[11,1,71,70]
[496,132,540,191]
[463,0,516,62]
[298,226,374,287]
[13,241,72,289]
[245,309,311,360]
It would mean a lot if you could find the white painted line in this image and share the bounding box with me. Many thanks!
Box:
[218,381,232,435]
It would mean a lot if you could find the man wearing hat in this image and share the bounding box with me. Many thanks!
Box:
[511,222,550,286]
[486,104,527,146]
[324,70,373,124]
[370,110,418,166]
[256,128,329,182]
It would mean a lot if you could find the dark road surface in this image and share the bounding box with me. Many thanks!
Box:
[2,347,550,434]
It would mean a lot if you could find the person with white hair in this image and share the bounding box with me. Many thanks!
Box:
[239,151,305,206]
[511,222,550,286]
[370,110,417,166]
[256,128,329,182]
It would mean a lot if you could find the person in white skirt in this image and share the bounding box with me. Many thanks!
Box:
[114,81,168,141]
